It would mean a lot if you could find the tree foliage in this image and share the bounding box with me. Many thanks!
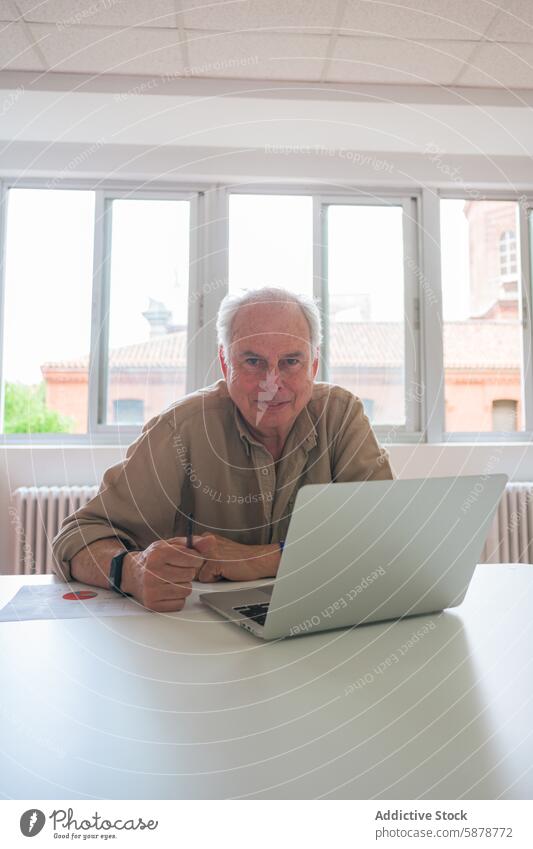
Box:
[4,382,75,434]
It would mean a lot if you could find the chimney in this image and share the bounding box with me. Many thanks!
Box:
[142,299,172,338]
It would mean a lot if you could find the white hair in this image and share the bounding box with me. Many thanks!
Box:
[216,286,322,359]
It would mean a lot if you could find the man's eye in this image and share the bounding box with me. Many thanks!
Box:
[284,358,300,367]
[245,358,261,367]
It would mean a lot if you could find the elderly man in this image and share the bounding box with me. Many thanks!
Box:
[52,287,393,612]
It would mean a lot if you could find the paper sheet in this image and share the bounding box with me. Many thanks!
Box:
[0,582,149,622]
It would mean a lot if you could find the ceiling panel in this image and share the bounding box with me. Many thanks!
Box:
[181,0,338,32]
[0,1,18,21]
[328,36,475,86]
[32,23,186,75]
[0,21,45,69]
[456,42,533,88]
[486,0,533,44]
[341,0,497,41]
[0,1,531,88]
[186,30,328,80]
[16,0,177,28]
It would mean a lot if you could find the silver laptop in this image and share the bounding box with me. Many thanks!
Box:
[200,475,507,640]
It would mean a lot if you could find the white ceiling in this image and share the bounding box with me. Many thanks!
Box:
[0,0,532,89]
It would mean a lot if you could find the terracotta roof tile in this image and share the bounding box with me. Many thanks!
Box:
[41,321,521,372]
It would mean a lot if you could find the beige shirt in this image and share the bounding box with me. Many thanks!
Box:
[52,379,394,581]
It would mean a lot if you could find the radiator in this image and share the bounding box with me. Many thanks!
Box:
[11,485,98,575]
[9,481,532,575]
[480,482,533,564]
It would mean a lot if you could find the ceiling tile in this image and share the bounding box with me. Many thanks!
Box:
[0,1,18,21]
[328,36,475,85]
[182,0,338,32]
[486,1,533,43]
[186,30,328,80]
[16,0,177,28]
[340,0,498,41]
[0,21,44,69]
[31,23,186,75]
[456,42,533,88]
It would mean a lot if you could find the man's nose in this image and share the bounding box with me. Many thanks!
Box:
[266,365,284,386]
[258,365,284,394]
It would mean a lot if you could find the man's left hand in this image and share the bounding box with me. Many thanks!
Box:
[194,533,281,582]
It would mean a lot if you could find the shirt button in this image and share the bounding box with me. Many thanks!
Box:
[261,467,269,476]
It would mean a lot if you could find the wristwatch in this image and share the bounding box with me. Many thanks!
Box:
[109,549,134,597]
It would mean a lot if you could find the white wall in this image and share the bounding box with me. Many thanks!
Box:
[3,442,533,574]
[1,446,123,575]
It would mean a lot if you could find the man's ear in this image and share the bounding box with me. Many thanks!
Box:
[311,349,320,379]
[218,345,228,379]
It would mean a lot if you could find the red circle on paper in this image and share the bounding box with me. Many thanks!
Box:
[63,591,98,600]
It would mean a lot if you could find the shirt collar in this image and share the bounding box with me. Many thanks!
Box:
[232,400,317,457]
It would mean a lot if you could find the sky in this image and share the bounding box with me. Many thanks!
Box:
[2,189,472,385]
[229,194,406,322]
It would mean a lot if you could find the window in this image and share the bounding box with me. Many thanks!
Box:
[322,201,413,428]
[0,188,195,437]
[228,194,417,431]
[102,198,191,426]
[1,189,94,434]
[2,182,532,444]
[113,398,145,424]
[229,194,313,295]
[492,399,518,432]
[499,229,517,277]
[440,200,524,433]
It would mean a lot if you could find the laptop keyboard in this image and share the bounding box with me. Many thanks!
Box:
[233,602,270,627]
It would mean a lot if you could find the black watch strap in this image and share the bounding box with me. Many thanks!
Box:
[109,550,133,597]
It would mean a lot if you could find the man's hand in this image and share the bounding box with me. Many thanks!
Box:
[122,536,210,612]
[195,532,281,583]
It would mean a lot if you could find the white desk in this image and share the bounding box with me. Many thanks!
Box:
[0,565,532,800]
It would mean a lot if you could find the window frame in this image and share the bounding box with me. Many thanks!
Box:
[0,179,532,445]
[437,190,533,443]
[0,178,204,444]
[0,179,100,443]
[88,187,200,437]
[315,191,422,439]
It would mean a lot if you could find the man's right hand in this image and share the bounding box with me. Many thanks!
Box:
[122,536,209,612]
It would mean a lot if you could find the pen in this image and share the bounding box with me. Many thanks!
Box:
[186,512,194,549]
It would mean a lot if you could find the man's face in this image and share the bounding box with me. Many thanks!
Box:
[219,301,319,436]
